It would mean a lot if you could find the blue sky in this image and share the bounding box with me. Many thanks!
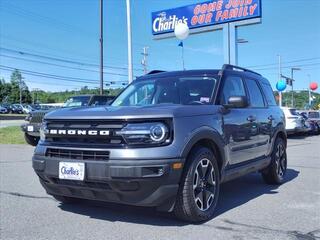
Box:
[0,0,319,93]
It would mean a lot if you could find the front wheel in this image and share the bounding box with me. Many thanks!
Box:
[262,138,287,184]
[174,147,220,222]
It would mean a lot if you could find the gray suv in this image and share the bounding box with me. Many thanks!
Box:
[32,65,287,222]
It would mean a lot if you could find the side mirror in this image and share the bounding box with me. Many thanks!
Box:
[225,96,248,108]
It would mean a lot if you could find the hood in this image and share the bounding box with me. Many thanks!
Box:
[44,104,222,120]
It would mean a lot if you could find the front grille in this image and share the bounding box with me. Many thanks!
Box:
[30,111,47,123]
[46,148,110,161]
[45,120,126,147]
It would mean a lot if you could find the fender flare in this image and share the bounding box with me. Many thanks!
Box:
[272,123,287,147]
[180,126,226,168]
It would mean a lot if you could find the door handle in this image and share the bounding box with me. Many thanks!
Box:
[247,116,256,122]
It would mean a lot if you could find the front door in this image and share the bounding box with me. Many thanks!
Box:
[220,74,260,165]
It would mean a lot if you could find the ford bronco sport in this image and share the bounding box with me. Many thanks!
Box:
[32,64,287,222]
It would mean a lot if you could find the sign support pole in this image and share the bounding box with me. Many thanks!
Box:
[126,0,133,83]
[223,23,230,64]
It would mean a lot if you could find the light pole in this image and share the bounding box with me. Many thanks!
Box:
[99,0,104,95]
[126,0,133,83]
[290,67,301,107]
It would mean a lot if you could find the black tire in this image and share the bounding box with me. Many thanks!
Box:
[52,195,79,204]
[262,138,287,184]
[174,147,220,222]
[24,133,39,146]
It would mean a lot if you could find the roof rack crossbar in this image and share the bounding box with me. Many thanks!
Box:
[222,64,261,76]
[147,70,166,75]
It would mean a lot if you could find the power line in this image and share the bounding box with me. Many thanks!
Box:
[0,65,130,85]
[0,54,131,77]
[0,65,97,84]
[246,57,320,69]
[2,2,146,50]
[253,62,320,71]
[2,35,143,67]
[0,47,144,72]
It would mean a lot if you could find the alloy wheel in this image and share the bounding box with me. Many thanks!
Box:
[193,158,216,211]
[275,143,287,178]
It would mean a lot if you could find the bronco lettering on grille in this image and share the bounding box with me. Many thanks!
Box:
[48,129,110,136]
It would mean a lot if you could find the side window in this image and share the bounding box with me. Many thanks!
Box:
[92,96,108,106]
[220,75,246,104]
[245,79,265,108]
[261,83,277,106]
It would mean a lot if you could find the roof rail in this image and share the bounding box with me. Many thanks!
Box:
[222,64,261,76]
[147,70,166,75]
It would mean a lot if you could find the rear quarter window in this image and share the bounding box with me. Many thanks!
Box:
[261,82,277,106]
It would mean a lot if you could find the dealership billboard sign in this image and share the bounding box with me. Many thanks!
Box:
[152,0,261,36]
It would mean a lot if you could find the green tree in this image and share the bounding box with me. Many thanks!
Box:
[8,70,32,104]
[0,78,12,103]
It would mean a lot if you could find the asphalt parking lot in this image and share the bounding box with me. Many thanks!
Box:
[1,136,319,240]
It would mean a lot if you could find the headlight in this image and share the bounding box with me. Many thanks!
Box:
[40,122,47,141]
[116,122,170,146]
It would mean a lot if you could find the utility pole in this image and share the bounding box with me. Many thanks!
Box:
[99,0,104,95]
[141,46,149,74]
[126,0,133,83]
[19,77,22,104]
[308,74,312,108]
[278,55,282,107]
[290,67,301,107]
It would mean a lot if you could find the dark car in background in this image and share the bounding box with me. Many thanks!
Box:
[1,104,24,114]
[21,95,115,146]
[0,105,8,114]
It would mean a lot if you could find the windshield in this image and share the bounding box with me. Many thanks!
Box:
[112,76,217,106]
[63,96,91,107]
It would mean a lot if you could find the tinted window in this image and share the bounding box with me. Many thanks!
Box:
[261,83,277,106]
[220,76,246,104]
[245,79,265,107]
[63,96,91,107]
[92,96,112,106]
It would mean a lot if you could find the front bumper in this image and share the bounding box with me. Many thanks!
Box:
[21,123,41,137]
[33,152,184,211]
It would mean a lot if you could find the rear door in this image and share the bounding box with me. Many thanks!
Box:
[243,77,270,158]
